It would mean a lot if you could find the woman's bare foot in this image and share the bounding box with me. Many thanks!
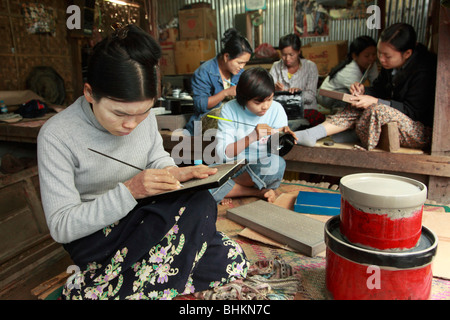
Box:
[220,181,278,203]
[220,197,233,206]
[259,188,276,203]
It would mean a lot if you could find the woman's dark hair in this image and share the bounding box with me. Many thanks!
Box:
[219,28,253,59]
[278,33,304,58]
[279,33,301,51]
[328,35,377,80]
[236,67,275,107]
[379,22,417,53]
[87,24,161,102]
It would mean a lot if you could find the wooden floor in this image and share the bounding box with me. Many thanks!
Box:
[3,172,448,300]
[0,173,338,300]
[0,251,72,300]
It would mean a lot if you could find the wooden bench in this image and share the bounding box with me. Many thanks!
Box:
[31,271,69,300]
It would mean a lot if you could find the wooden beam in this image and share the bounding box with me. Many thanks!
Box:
[146,0,158,39]
[159,131,449,202]
[428,4,450,205]
[284,145,450,178]
[283,145,450,203]
[431,5,450,157]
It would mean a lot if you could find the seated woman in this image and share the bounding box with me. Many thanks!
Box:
[294,23,436,151]
[212,67,297,205]
[269,33,323,126]
[185,28,253,134]
[37,25,249,300]
[318,36,378,112]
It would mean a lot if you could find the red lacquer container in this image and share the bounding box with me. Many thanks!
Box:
[325,216,438,300]
[339,173,427,251]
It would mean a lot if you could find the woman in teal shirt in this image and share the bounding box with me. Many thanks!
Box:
[185,28,252,134]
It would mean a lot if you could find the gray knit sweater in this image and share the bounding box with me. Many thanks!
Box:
[37,96,176,244]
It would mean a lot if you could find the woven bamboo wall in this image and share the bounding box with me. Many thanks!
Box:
[0,0,75,104]
[0,0,151,105]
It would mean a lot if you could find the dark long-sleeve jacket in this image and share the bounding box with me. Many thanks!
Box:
[365,43,437,127]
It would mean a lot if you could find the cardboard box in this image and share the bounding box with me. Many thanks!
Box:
[178,8,217,40]
[159,27,179,43]
[174,39,216,74]
[301,40,348,76]
[156,114,192,131]
[160,42,176,75]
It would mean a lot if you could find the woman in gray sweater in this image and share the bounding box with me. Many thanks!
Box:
[37,25,249,300]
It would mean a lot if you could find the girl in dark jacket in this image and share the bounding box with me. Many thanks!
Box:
[294,23,437,150]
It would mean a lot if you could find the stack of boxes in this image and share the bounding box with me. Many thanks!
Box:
[159,4,217,75]
[159,28,179,76]
[301,40,348,76]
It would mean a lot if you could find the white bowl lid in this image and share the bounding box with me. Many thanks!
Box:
[340,173,427,209]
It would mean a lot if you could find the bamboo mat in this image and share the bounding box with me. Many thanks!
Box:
[216,181,450,300]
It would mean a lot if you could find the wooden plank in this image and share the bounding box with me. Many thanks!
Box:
[284,145,450,178]
[31,271,69,300]
[318,88,354,103]
[0,165,49,264]
[428,5,450,203]
[377,122,400,152]
[0,166,38,187]
[227,200,326,257]
[431,5,450,157]
[428,176,450,204]
[160,132,450,178]
[0,236,65,289]
[285,160,428,184]
[0,121,43,143]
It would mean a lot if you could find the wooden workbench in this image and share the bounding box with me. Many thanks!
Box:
[0,119,448,203]
[159,131,450,204]
[0,113,55,143]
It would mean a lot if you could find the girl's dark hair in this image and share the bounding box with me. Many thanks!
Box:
[236,67,274,107]
[380,22,417,53]
[278,33,304,58]
[328,35,377,80]
[219,28,253,59]
[87,24,161,102]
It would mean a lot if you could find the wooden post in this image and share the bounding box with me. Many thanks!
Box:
[246,12,253,46]
[428,4,450,204]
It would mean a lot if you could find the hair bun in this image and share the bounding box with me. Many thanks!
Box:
[111,25,129,40]
[221,28,240,45]
[108,24,161,66]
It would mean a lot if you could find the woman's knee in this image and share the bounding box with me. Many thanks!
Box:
[183,190,217,218]
[259,155,285,177]
[361,104,393,118]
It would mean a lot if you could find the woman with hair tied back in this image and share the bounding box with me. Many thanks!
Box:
[37,25,249,300]
[186,28,253,134]
[269,33,323,126]
[294,23,437,151]
[318,35,378,112]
